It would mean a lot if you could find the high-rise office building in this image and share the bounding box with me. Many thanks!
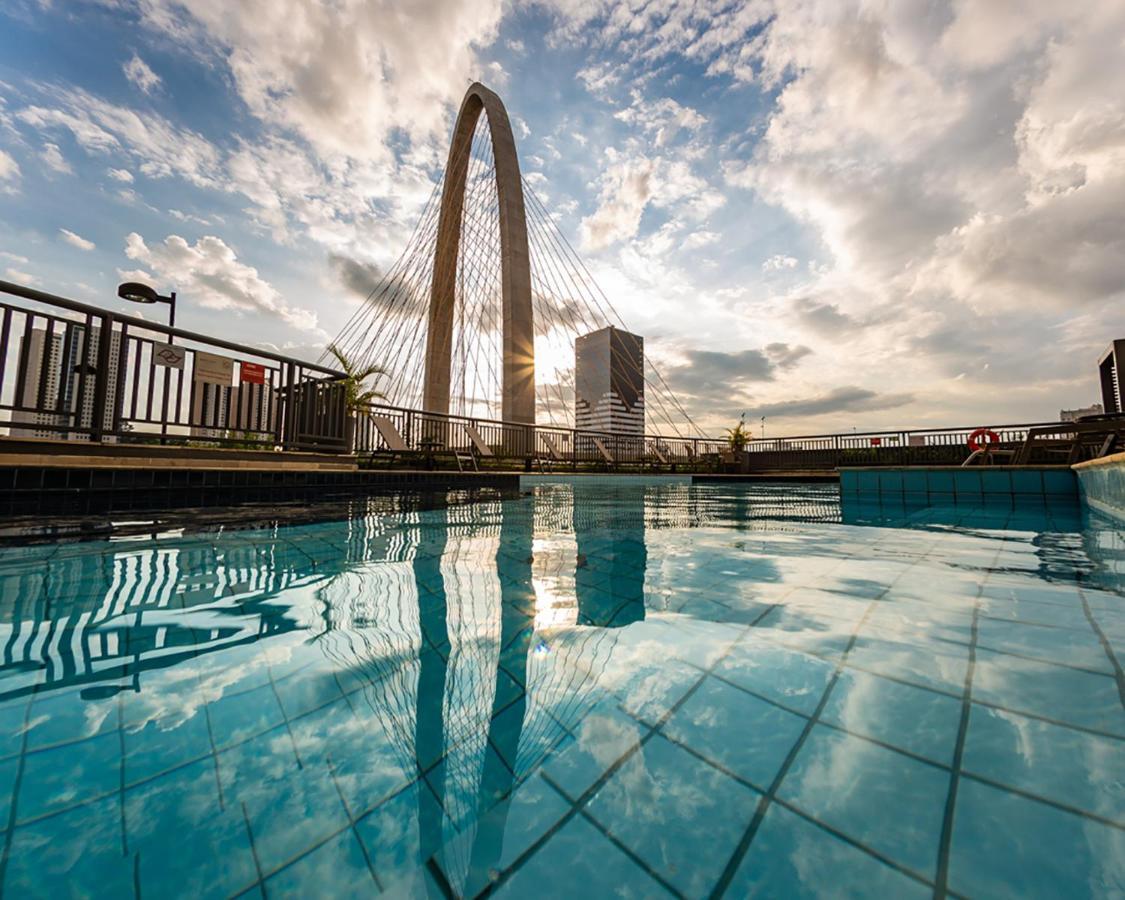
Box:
[574,326,644,435]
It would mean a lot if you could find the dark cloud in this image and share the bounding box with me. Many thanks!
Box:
[744,386,914,419]
[667,343,812,397]
[330,253,384,299]
[791,297,859,337]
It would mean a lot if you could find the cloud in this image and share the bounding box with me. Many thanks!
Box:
[59,228,95,250]
[130,0,505,163]
[329,253,383,299]
[747,386,914,420]
[579,151,723,252]
[762,254,797,272]
[107,167,133,183]
[123,53,162,94]
[41,141,72,174]
[666,343,811,398]
[682,230,719,250]
[791,297,859,337]
[4,267,36,285]
[0,149,18,189]
[123,232,320,331]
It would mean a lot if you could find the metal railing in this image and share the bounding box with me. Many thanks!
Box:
[353,403,1075,471]
[0,280,1081,469]
[0,280,347,452]
[352,401,728,467]
[736,423,1065,470]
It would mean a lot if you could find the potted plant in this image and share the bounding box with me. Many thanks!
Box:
[325,343,386,452]
[725,413,751,453]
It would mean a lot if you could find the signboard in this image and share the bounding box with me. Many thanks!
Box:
[240,361,266,385]
[152,343,186,369]
[870,437,882,446]
[193,350,234,385]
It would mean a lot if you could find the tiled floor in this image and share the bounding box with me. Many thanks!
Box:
[0,481,1121,898]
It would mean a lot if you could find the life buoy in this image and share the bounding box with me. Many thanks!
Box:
[967,427,1000,453]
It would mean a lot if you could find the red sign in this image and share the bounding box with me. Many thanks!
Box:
[870,437,882,446]
[240,362,266,384]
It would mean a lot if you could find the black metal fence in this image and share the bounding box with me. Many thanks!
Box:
[352,402,728,467]
[0,280,347,452]
[737,424,1061,471]
[0,280,1078,470]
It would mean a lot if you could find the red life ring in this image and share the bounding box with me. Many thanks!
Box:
[967,427,1000,453]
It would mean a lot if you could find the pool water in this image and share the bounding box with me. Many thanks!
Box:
[0,480,1121,898]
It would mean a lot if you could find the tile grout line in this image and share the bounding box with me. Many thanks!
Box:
[324,753,383,893]
[708,528,956,898]
[932,520,1012,899]
[475,605,783,899]
[1075,582,1125,712]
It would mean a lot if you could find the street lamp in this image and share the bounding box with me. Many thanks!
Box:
[117,282,176,329]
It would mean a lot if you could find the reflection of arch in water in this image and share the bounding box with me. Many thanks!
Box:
[308,484,651,895]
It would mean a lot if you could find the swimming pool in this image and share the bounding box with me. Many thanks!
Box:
[0,479,1121,897]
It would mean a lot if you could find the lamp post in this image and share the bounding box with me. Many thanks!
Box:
[118,282,177,440]
[117,282,176,329]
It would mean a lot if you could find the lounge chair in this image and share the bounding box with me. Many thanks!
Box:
[591,436,615,466]
[463,423,494,470]
[372,415,410,459]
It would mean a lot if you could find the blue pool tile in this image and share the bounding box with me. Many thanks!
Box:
[425,743,512,831]
[840,471,859,494]
[949,778,1124,898]
[616,658,704,726]
[972,649,1125,737]
[1011,469,1044,494]
[206,682,287,749]
[539,702,646,800]
[25,689,118,749]
[962,706,1124,824]
[729,802,932,898]
[857,470,879,493]
[715,639,834,715]
[821,669,963,765]
[901,471,927,494]
[926,470,956,493]
[980,470,1012,495]
[432,773,571,897]
[271,667,346,719]
[1042,470,1077,496]
[354,780,446,888]
[585,733,758,897]
[218,735,351,875]
[663,673,806,787]
[878,471,904,494]
[3,796,133,898]
[778,726,949,878]
[18,730,120,822]
[127,758,258,897]
[953,470,983,500]
[265,829,377,897]
[845,635,969,695]
[493,813,674,899]
[123,710,212,784]
[974,616,1111,673]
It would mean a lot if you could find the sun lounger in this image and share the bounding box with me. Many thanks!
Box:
[591,436,614,464]
[465,423,495,459]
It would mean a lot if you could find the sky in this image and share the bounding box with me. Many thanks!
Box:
[1,0,1123,436]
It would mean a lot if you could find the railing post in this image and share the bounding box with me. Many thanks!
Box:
[90,312,114,442]
[282,361,296,450]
